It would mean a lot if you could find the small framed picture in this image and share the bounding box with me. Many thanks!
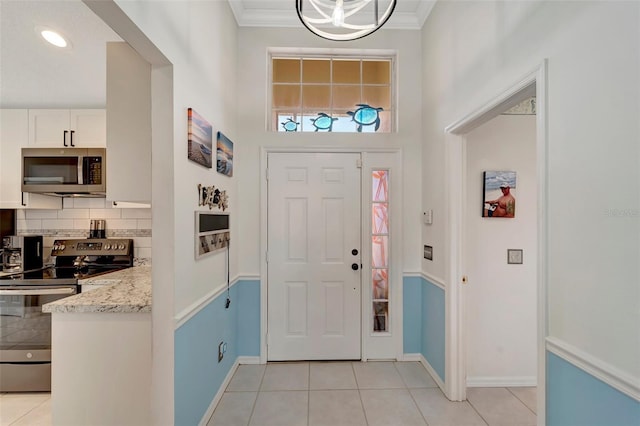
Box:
[187,108,213,168]
[483,171,516,218]
[507,249,523,264]
[216,131,234,177]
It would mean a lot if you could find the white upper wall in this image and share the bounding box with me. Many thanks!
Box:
[465,114,537,382]
[421,1,639,378]
[235,27,423,276]
[113,0,240,316]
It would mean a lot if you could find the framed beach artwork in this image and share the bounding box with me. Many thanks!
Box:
[216,131,234,177]
[483,171,516,218]
[187,108,213,168]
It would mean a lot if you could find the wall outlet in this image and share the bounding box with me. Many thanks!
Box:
[218,341,224,362]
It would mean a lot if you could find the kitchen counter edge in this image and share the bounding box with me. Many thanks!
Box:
[42,265,152,314]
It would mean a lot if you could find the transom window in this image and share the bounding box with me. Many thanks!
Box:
[271,56,394,133]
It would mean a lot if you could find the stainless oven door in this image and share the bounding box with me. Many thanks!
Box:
[0,285,78,392]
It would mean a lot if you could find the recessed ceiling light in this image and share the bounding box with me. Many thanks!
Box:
[36,27,71,49]
[41,30,67,47]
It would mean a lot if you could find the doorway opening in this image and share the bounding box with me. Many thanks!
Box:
[464,106,537,390]
[444,61,548,424]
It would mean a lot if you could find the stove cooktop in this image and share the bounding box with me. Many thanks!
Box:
[0,265,131,286]
[0,238,134,286]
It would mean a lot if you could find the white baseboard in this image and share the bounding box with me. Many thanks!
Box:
[402,353,422,362]
[466,376,536,387]
[238,356,261,365]
[417,353,446,393]
[199,358,240,426]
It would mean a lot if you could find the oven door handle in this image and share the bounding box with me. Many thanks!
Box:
[0,288,76,296]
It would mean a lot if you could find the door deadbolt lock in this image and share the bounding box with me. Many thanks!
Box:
[351,263,359,271]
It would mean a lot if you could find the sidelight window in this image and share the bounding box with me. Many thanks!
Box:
[371,170,389,332]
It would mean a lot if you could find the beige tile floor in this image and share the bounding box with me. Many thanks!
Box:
[208,361,537,426]
[0,362,537,426]
[0,392,51,426]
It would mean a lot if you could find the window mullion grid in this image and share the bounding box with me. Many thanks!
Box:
[299,58,304,131]
[359,59,364,106]
[371,170,390,333]
[330,58,334,119]
[272,55,392,132]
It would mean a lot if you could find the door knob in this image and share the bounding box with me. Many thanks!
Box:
[352,249,359,256]
[351,263,359,271]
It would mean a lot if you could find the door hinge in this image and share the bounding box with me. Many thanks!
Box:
[266,332,270,347]
[265,251,269,263]
[265,168,269,181]
[356,158,362,168]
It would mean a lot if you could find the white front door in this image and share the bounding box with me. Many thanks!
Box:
[267,152,361,360]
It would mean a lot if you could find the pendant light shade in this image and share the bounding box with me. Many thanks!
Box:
[296,0,397,41]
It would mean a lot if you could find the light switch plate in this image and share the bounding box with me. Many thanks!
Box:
[507,249,523,264]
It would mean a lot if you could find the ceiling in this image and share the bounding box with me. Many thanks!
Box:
[0,0,122,108]
[0,0,433,108]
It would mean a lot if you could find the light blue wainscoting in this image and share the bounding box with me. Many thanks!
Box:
[403,276,422,354]
[546,352,640,426]
[236,279,261,357]
[403,275,445,382]
[175,279,261,425]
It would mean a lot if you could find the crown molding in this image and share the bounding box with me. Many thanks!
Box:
[227,0,433,30]
[415,0,436,27]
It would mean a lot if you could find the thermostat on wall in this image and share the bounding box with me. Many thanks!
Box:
[423,210,433,225]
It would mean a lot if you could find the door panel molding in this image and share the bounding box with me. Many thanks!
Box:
[260,147,403,363]
[266,152,361,360]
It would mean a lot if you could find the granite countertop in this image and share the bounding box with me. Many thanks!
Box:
[42,265,152,314]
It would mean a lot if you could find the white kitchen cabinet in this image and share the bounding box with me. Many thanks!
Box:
[28,109,106,147]
[106,42,151,204]
[0,109,62,209]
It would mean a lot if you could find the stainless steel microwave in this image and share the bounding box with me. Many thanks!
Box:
[21,148,106,196]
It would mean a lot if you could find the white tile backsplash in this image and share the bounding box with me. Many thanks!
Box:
[24,210,58,219]
[73,198,107,209]
[107,219,137,229]
[73,219,92,230]
[136,247,152,259]
[133,237,152,248]
[137,219,152,230]
[17,219,42,231]
[57,208,90,219]
[43,219,74,229]
[88,208,122,219]
[122,208,152,219]
[18,204,152,258]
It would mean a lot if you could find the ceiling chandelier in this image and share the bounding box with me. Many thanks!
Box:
[296,0,397,41]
